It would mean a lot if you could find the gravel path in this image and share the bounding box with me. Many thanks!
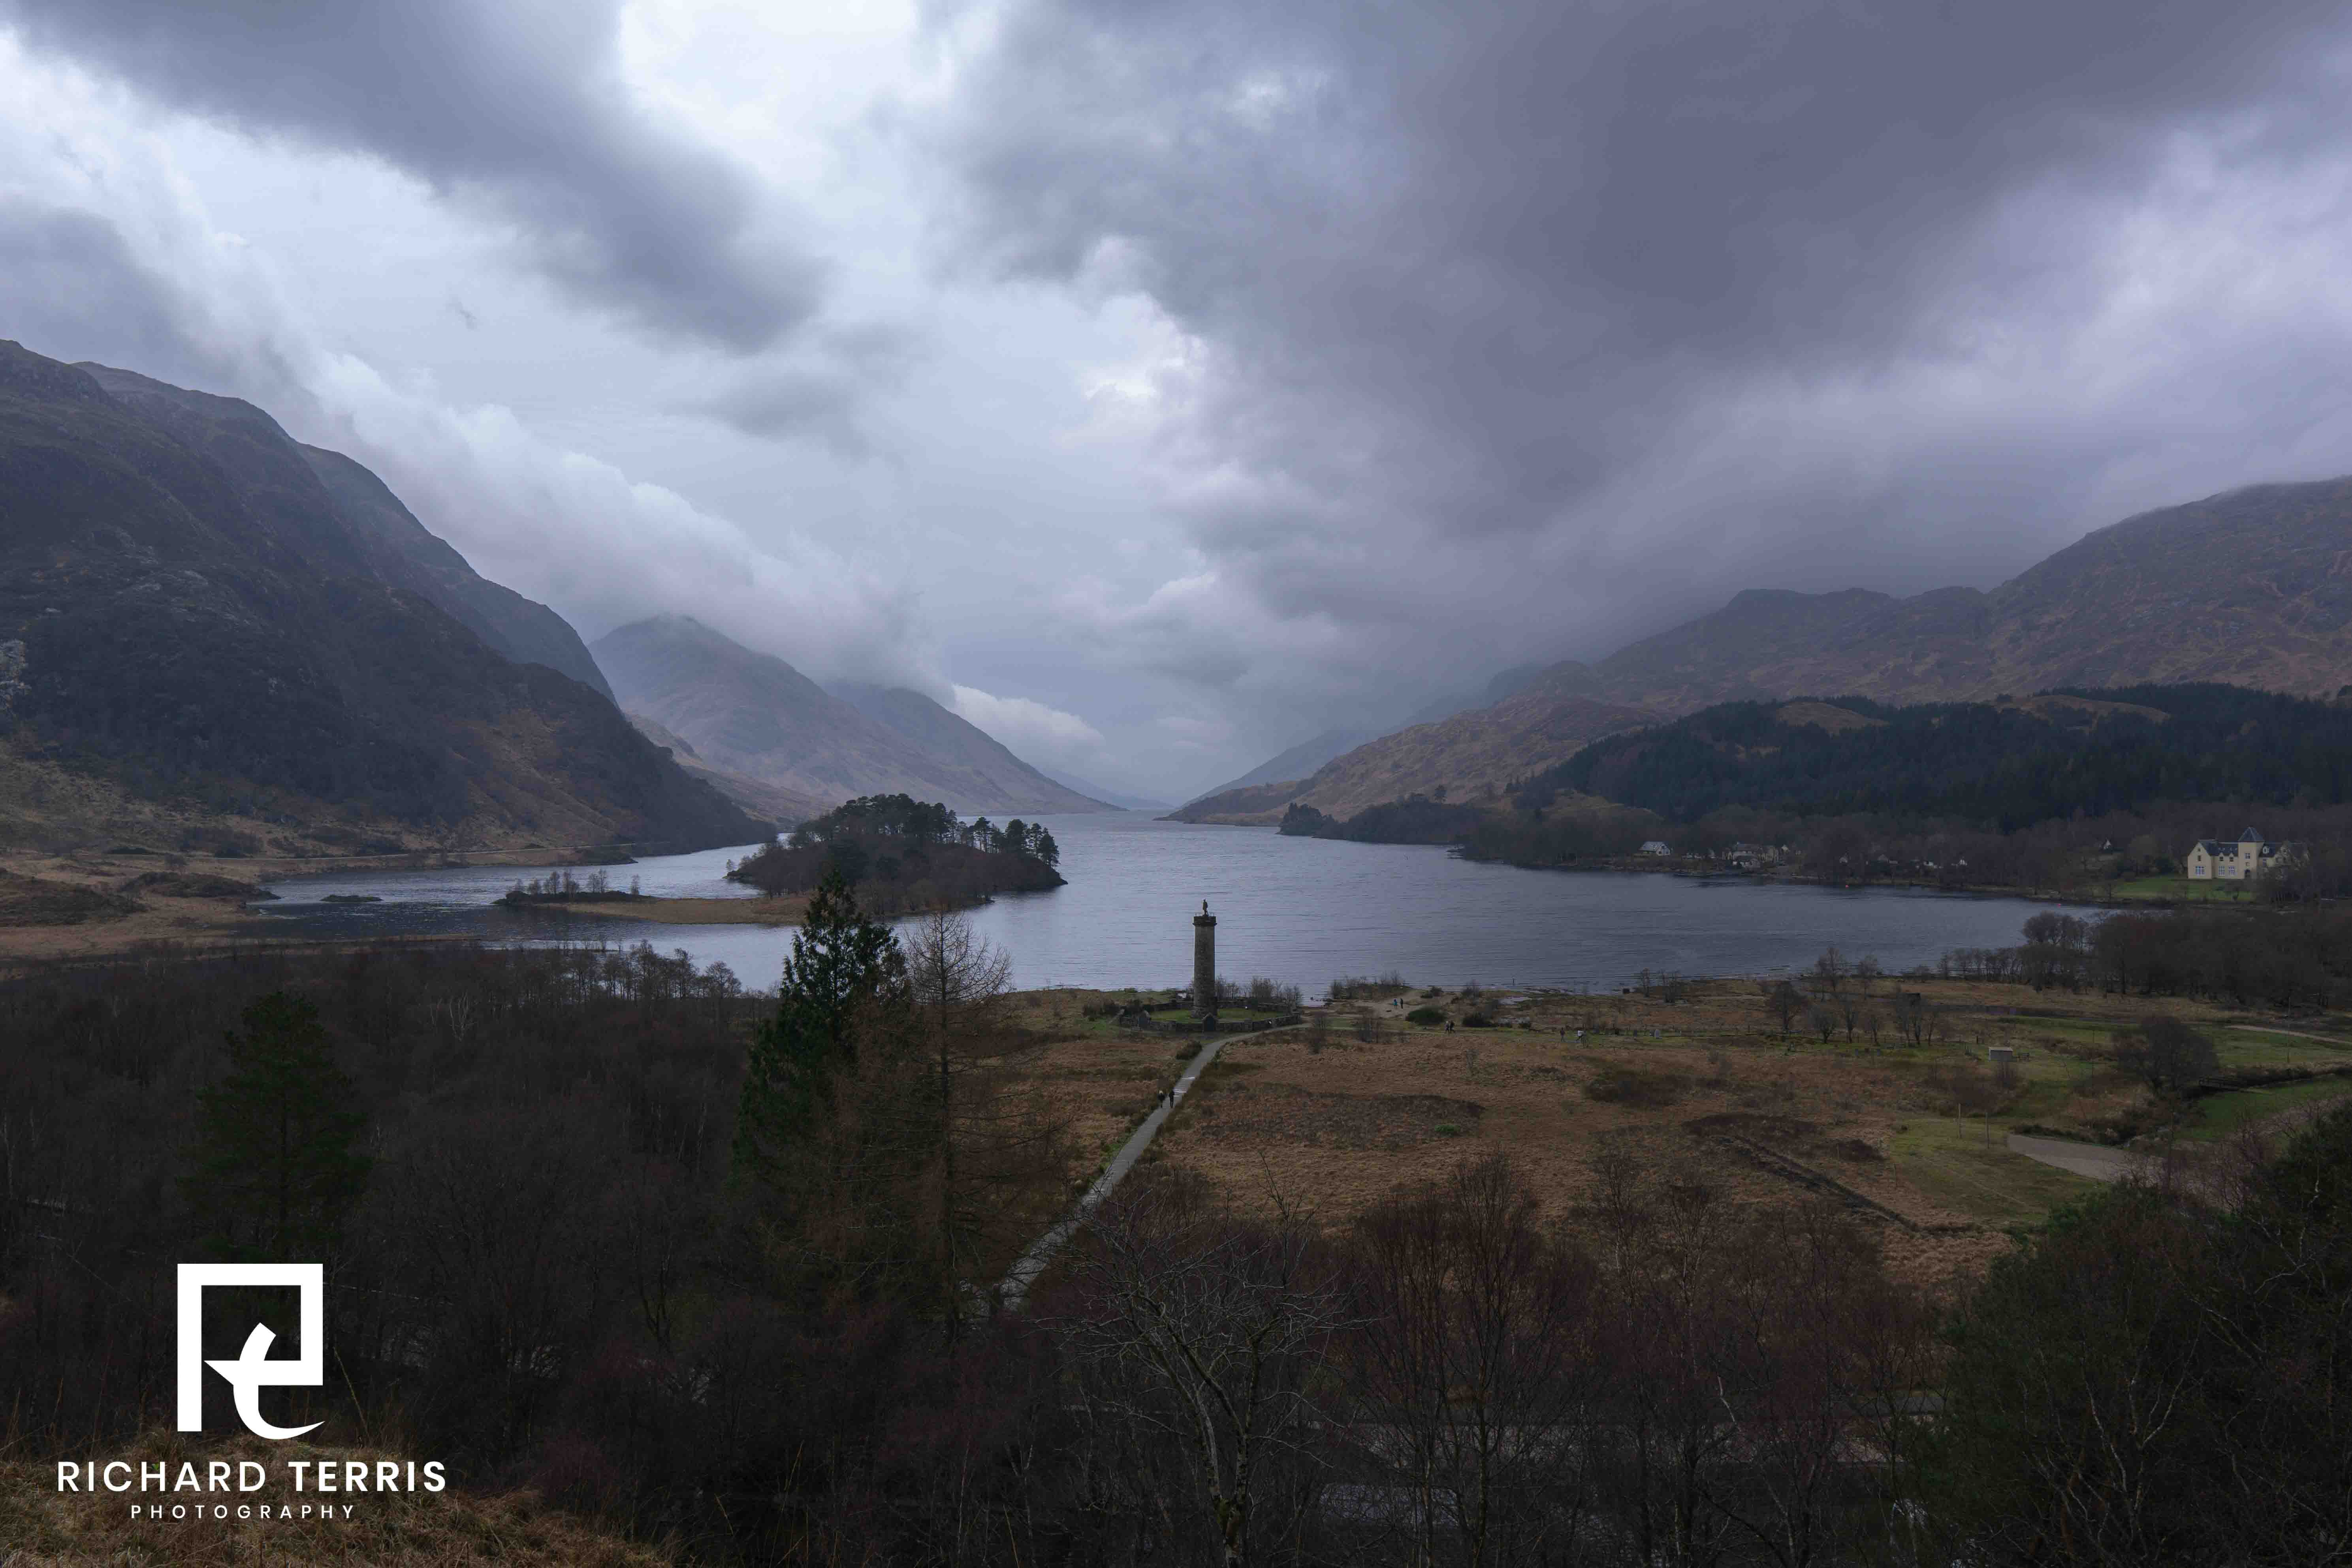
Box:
[2004,1132,2153,1184]
[996,1027,1244,1313]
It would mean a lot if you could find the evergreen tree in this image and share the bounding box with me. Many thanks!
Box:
[182,992,370,1263]
[734,866,907,1188]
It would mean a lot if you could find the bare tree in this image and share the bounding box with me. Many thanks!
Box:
[903,909,1067,1338]
[1347,1156,1604,1567]
[1056,1172,1347,1567]
[1853,955,1883,996]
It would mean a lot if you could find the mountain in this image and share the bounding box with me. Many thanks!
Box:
[1182,666,1555,811]
[0,341,764,853]
[1255,476,2352,826]
[1187,728,1372,804]
[826,682,1114,811]
[1036,768,1167,811]
[80,366,615,700]
[593,617,1114,815]
[623,712,830,826]
[294,443,614,698]
[1169,672,1659,824]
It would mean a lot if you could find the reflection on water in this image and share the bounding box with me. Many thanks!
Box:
[260,812,2087,995]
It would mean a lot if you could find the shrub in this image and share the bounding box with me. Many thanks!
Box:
[2113,1016,2219,1094]
[1584,1066,1686,1107]
[1406,1006,1446,1026]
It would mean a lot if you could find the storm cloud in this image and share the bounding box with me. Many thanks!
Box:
[0,0,822,349]
[9,1,2352,794]
[932,0,2352,692]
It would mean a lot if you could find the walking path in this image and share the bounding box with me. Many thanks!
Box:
[997,1026,1243,1313]
[2004,1132,2154,1184]
[2227,1024,2352,1049]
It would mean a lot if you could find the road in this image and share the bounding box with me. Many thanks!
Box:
[996,1025,1244,1313]
[2004,1132,2154,1184]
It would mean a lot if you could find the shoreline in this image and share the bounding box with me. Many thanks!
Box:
[507,894,813,926]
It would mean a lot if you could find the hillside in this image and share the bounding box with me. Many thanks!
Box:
[1185,727,1371,805]
[828,681,1112,811]
[1168,676,1658,824]
[1268,476,2352,828]
[595,616,1112,815]
[624,711,830,825]
[1524,685,2350,830]
[0,341,762,855]
[81,365,615,700]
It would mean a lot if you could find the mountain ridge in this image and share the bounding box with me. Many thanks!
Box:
[0,341,762,854]
[593,616,1114,816]
[1224,476,2352,824]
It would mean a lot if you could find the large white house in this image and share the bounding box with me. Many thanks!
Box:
[2185,827,2302,881]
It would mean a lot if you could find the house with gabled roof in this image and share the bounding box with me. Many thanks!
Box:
[2185,826,2303,881]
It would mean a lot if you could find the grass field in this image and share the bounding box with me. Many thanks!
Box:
[1000,974,2352,1287]
[2106,874,2258,903]
[2179,1076,2352,1142]
[1889,1115,2101,1224]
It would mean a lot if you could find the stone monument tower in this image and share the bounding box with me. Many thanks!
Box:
[1193,900,1217,1020]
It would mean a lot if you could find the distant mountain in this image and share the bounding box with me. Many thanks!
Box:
[1188,728,1371,804]
[1183,666,1554,813]
[80,366,614,701]
[0,342,762,853]
[1167,674,1658,825]
[623,712,829,827]
[593,617,1115,815]
[827,682,1114,812]
[1256,476,2352,826]
[1035,767,1166,811]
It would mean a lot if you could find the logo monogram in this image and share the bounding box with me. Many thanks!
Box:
[175,1264,325,1440]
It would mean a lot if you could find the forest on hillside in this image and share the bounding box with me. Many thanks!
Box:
[1443,685,2352,898]
[1524,683,2352,829]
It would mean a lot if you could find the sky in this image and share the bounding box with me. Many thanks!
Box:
[5,1,2352,800]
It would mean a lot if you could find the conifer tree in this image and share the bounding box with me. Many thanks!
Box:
[182,992,370,1263]
[734,866,907,1188]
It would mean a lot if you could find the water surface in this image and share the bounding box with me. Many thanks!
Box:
[260,811,2083,995]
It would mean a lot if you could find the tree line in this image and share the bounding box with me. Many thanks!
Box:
[1523,683,2352,831]
[728,793,1065,911]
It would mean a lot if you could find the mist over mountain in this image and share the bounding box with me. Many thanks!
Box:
[77,365,616,701]
[827,681,1114,813]
[1178,476,2352,826]
[594,616,1114,817]
[0,341,762,852]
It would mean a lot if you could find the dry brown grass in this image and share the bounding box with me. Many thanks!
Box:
[998,983,2200,1286]
[0,1432,667,1566]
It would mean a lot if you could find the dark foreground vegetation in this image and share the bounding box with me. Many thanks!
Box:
[728,792,1064,914]
[1,894,2348,1563]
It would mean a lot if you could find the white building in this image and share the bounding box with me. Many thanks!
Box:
[1639,840,1671,856]
[2185,827,2302,881]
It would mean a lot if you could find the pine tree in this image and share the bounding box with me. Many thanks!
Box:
[734,866,907,1188]
[182,992,370,1263]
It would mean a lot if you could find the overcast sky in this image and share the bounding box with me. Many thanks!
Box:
[6,1,2352,798]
